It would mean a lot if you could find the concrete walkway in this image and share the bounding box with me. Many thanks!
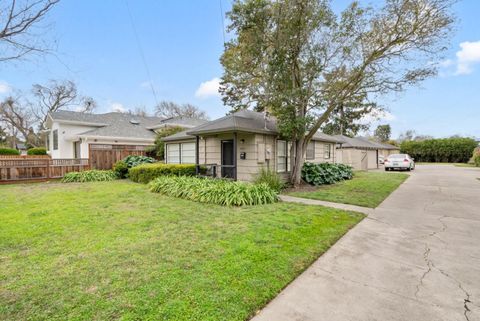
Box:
[253,165,480,321]
[279,194,374,215]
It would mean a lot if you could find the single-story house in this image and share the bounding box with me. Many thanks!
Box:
[44,110,207,169]
[163,109,344,182]
[333,135,400,170]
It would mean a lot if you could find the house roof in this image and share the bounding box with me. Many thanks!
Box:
[333,135,400,150]
[146,116,208,130]
[163,110,342,143]
[162,129,194,142]
[47,110,205,141]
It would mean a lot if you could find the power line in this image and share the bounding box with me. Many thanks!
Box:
[219,0,226,46]
[125,0,159,107]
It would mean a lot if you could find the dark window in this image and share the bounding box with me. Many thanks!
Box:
[277,140,287,173]
[53,130,58,150]
[324,144,331,159]
[306,141,315,160]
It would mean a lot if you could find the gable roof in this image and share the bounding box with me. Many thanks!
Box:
[334,135,399,150]
[48,110,206,141]
[174,110,342,143]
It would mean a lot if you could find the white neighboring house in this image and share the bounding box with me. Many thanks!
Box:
[44,110,207,168]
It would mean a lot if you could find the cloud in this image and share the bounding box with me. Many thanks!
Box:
[110,102,126,113]
[360,110,396,124]
[140,81,152,89]
[195,77,220,98]
[455,41,480,75]
[0,81,12,94]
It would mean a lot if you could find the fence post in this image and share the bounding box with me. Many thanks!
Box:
[46,159,50,180]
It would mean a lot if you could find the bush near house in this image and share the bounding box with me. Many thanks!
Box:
[0,148,20,155]
[253,167,284,192]
[27,147,47,155]
[62,170,118,183]
[113,156,156,178]
[123,155,156,167]
[129,163,197,183]
[149,176,278,206]
[302,162,353,186]
[400,138,477,163]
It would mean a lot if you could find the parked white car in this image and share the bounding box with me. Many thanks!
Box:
[378,155,385,164]
[384,154,415,171]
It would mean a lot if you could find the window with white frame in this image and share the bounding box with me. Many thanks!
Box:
[324,143,331,159]
[167,143,196,164]
[277,140,287,173]
[306,141,315,160]
[181,143,195,163]
[167,144,180,164]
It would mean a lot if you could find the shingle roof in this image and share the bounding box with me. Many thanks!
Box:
[48,110,205,141]
[165,109,342,143]
[162,130,194,142]
[333,135,399,150]
[147,117,208,129]
[333,135,378,149]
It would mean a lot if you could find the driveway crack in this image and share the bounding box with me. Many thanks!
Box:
[414,244,432,300]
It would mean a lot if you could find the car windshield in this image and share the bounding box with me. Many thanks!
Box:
[389,154,406,159]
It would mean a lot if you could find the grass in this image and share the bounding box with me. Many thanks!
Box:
[288,171,409,208]
[0,181,363,321]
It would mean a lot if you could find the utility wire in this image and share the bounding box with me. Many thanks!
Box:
[219,0,226,46]
[125,0,159,107]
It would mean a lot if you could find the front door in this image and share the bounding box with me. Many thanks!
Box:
[221,140,235,178]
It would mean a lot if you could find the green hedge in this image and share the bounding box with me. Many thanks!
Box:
[62,170,118,183]
[129,163,197,183]
[473,149,480,167]
[27,147,47,155]
[400,138,477,163]
[302,162,353,186]
[0,148,20,155]
[149,176,278,206]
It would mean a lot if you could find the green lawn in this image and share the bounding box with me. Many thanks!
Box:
[0,181,363,321]
[288,171,409,208]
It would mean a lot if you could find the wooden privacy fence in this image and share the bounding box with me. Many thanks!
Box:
[0,158,90,183]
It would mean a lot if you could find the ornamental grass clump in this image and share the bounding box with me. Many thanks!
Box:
[149,176,278,206]
[62,170,118,183]
[302,162,353,186]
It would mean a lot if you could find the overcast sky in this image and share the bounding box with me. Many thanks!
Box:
[0,0,479,139]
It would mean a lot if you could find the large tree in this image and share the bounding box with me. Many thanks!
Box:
[0,0,59,63]
[154,101,208,120]
[0,96,36,146]
[374,124,392,142]
[221,0,455,185]
[322,92,377,137]
[32,80,96,130]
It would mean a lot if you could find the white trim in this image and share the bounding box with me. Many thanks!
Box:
[76,134,155,143]
[51,119,108,127]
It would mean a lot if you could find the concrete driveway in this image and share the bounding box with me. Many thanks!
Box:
[252,165,480,321]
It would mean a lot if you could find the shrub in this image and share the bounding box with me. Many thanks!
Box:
[302,162,353,186]
[253,167,284,192]
[0,148,20,155]
[113,160,129,178]
[400,138,477,163]
[473,149,480,167]
[27,147,47,155]
[62,170,118,183]
[123,155,156,168]
[129,163,197,183]
[149,176,278,206]
[152,126,184,159]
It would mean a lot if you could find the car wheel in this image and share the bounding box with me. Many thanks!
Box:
[407,167,411,171]
[385,168,389,171]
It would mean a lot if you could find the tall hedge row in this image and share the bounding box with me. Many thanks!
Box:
[400,138,477,163]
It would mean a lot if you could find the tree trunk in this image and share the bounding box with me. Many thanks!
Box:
[290,137,305,187]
